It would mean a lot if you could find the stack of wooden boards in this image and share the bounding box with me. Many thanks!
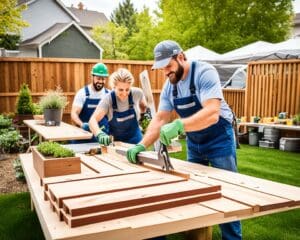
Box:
[41,152,222,227]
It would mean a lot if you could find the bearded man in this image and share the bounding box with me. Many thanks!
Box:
[127,40,242,240]
[71,63,110,142]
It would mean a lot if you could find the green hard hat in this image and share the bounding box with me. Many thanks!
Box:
[91,63,109,77]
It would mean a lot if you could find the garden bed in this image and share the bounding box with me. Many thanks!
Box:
[0,154,28,194]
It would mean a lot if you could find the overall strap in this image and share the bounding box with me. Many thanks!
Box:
[172,61,196,98]
[111,91,118,110]
[128,91,134,109]
[84,85,90,97]
[190,61,196,95]
[105,88,109,93]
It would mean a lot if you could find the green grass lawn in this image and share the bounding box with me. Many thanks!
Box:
[0,143,299,240]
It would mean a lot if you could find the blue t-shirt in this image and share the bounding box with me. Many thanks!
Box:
[158,61,233,123]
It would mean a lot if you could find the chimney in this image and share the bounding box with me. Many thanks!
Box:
[78,2,84,10]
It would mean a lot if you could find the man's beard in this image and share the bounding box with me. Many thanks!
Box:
[167,61,184,85]
[93,82,104,91]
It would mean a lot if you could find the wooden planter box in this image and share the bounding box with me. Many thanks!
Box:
[32,146,81,179]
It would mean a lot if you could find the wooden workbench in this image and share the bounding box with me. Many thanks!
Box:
[238,122,300,131]
[24,120,93,142]
[19,149,300,240]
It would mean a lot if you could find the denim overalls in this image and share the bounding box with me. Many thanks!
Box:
[173,62,236,163]
[78,86,109,143]
[172,62,241,240]
[108,91,142,144]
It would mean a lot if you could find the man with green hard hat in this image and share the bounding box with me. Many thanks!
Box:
[71,63,110,142]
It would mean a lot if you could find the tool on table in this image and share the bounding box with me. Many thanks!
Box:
[157,142,174,172]
[84,147,102,155]
[114,141,174,172]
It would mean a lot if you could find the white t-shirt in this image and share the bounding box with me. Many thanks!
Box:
[98,87,145,121]
[72,85,109,108]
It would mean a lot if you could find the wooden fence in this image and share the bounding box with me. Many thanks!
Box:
[245,59,300,120]
[0,57,246,123]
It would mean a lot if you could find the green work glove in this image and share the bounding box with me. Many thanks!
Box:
[160,119,184,146]
[126,144,146,164]
[97,131,111,146]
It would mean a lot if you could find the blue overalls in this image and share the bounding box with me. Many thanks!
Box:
[172,62,242,240]
[109,91,142,144]
[77,86,109,143]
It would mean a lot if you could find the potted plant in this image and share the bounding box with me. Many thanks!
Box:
[39,87,68,126]
[32,103,44,120]
[15,83,34,124]
[32,141,81,179]
[293,113,300,126]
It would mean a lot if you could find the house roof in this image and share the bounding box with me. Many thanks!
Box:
[67,7,108,28]
[18,0,80,23]
[20,21,103,52]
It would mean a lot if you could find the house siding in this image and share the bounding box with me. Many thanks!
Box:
[21,0,74,41]
[41,26,100,59]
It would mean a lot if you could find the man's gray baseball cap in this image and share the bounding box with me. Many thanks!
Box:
[152,40,182,70]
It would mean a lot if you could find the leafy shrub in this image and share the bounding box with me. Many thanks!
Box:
[37,141,75,158]
[16,83,34,114]
[39,87,68,110]
[0,115,12,129]
[32,103,43,115]
[0,130,24,153]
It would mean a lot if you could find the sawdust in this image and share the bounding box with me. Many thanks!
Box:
[0,154,28,194]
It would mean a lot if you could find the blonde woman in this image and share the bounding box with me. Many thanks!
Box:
[89,68,147,145]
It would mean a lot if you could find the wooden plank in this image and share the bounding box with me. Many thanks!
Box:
[24,120,92,141]
[62,181,221,216]
[139,70,160,151]
[80,154,124,173]
[43,170,149,191]
[62,192,222,227]
[199,197,252,217]
[48,171,187,207]
[172,159,300,204]
[19,153,142,240]
[105,145,190,179]
[191,175,293,212]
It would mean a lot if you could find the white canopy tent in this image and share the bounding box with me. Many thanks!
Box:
[184,45,221,61]
[217,39,300,63]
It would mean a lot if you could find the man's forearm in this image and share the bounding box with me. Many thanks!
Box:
[141,111,170,147]
[89,116,100,137]
[71,112,83,127]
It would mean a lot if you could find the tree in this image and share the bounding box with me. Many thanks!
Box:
[156,0,293,53]
[0,0,28,35]
[125,8,159,60]
[0,34,20,50]
[92,22,128,59]
[110,0,137,38]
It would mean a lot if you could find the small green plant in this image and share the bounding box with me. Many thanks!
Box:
[39,87,68,111]
[37,141,75,158]
[293,113,300,125]
[0,114,12,129]
[13,157,25,181]
[32,103,43,115]
[139,108,152,133]
[0,130,25,153]
[16,83,34,114]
